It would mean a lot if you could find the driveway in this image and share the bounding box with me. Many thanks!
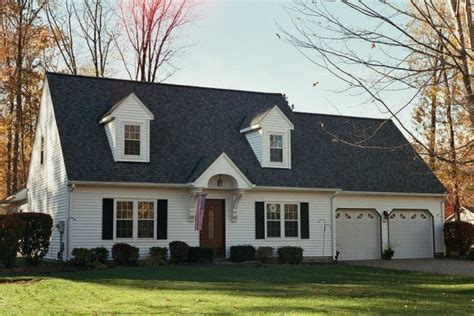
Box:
[344,258,474,277]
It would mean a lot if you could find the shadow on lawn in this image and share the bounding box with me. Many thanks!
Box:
[47,265,474,297]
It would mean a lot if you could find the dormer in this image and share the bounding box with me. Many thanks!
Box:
[240,105,294,169]
[99,93,154,162]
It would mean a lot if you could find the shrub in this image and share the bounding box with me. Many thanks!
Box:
[382,247,394,260]
[169,241,189,264]
[150,247,168,261]
[72,248,93,266]
[112,243,139,266]
[0,214,26,268]
[17,213,53,265]
[147,247,168,266]
[229,245,256,262]
[444,221,473,256]
[91,247,109,264]
[256,246,274,263]
[277,246,304,264]
[188,247,214,263]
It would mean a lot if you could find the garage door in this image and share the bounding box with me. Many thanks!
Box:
[336,210,381,260]
[389,210,433,259]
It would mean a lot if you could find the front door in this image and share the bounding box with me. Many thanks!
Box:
[200,199,225,257]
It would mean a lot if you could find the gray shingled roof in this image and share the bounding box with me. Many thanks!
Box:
[46,72,446,193]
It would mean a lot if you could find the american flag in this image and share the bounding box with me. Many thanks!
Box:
[194,193,207,231]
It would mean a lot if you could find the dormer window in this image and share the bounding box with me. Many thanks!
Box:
[270,134,283,162]
[240,105,294,169]
[124,124,141,156]
[99,93,154,163]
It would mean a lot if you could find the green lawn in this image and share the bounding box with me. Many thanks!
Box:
[0,264,473,314]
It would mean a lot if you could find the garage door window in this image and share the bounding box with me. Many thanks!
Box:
[266,202,299,238]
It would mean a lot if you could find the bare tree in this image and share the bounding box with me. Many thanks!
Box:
[73,0,119,77]
[279,1,473,164]
[45,0,78,74]
[118,0,196,82]
[279,1,473,219]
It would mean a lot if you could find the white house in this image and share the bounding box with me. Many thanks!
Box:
[25,73,447,261]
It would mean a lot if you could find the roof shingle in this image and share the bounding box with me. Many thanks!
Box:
[46,72,445,193]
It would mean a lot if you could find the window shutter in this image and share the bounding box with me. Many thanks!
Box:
[157,199,168,240]
[300,202,309,239]
[102,198,114,240]
[255,201,265,239]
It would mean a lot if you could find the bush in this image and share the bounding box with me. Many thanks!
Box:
[17,213,53,265]
[382,247,394,260]
[229,245,256,262]
[169,241,189,264]
[0,214,26,268]
[256,246,274,263]
[72,248,93,266]
[150,247,168,261]
[188,247,214,263]
[147,247,168,266]
[91,247,109,264]
[112,243,139,266]
[444,221,473,256]
[277,246,304,264]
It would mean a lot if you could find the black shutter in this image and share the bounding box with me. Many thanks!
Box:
[255,201,265,239]
[102,198,114,240]
[157,199,168,240]
[300,202,309,239]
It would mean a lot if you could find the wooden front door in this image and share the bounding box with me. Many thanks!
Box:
[200,199,225,257]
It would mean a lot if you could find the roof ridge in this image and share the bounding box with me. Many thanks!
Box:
[45,72,283,96]
[293,110,392,122]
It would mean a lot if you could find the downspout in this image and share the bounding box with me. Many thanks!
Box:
[330,191,339,260]
[441,197,446,255]
[66,183,75,261]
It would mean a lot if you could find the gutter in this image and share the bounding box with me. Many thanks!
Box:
[68,180,192,188]
[253,186,342,193]
[338,190,448,197]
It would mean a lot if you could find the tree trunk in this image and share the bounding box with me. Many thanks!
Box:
[428,94,437,170]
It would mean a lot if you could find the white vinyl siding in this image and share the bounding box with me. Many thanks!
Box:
[244,130,262,164]
[260,108,292,169]
[26,80,69,260]
[68,184,444,260]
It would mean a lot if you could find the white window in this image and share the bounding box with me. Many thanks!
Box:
[138,201,154,238]
[116,201,134,238]
[269,134,283,162]
[115,200,155,239]
[124,124,141,156]
[265,202,299,238]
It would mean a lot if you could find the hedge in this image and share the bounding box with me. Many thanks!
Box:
[17,213,53,265]
[277,246,304,264]
[112,243,139,265]
[0,214,26,268]
[444,221,473,256]
[229,245,256,262]
[188,247,213,263]
[169,241,189,264]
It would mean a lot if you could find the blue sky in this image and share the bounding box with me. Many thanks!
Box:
[124,0,416,132]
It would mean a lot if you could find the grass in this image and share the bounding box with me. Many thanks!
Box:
[0,264,473,314]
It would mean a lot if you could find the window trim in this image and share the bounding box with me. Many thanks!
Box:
[269,133,284,163]
[264,202,300,239]
[113,199,157,241]
[123,122,142,157]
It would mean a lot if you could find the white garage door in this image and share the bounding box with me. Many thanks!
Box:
[389,210,434,259]
[336,210,381,260]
